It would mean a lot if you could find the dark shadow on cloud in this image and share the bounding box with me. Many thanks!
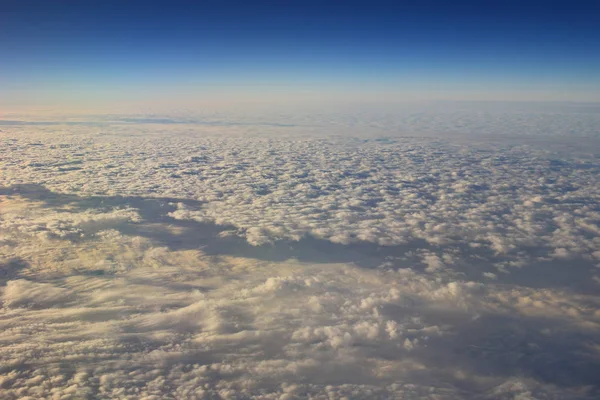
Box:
[2,184,599,296]
[494,258,600,295]
[447,314,600,396]
[372,305,600,396]
[0,258,28,285]
[0,183,204,218]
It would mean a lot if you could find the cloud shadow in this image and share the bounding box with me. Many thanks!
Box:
[1,184,598,295]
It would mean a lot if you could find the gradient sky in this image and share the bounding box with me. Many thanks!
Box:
[2,0,600,112]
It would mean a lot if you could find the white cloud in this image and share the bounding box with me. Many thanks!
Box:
[1,107,599,397]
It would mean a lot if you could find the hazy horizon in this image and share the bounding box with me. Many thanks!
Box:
[3,0,600,114]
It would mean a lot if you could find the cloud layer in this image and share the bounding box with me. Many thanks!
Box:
[1,108,600,398]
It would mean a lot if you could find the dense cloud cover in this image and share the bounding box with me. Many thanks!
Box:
[1,107,600,398]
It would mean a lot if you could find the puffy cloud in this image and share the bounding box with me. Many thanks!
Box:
[1,106,599,398]
[2,279,72,308]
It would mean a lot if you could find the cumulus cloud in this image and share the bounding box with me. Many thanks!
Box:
[1,106,599,398]
[2,279,73,308]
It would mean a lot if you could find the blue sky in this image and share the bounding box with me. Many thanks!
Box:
[2,0,600,111]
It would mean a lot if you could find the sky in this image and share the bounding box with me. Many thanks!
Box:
[1,0,600,112]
